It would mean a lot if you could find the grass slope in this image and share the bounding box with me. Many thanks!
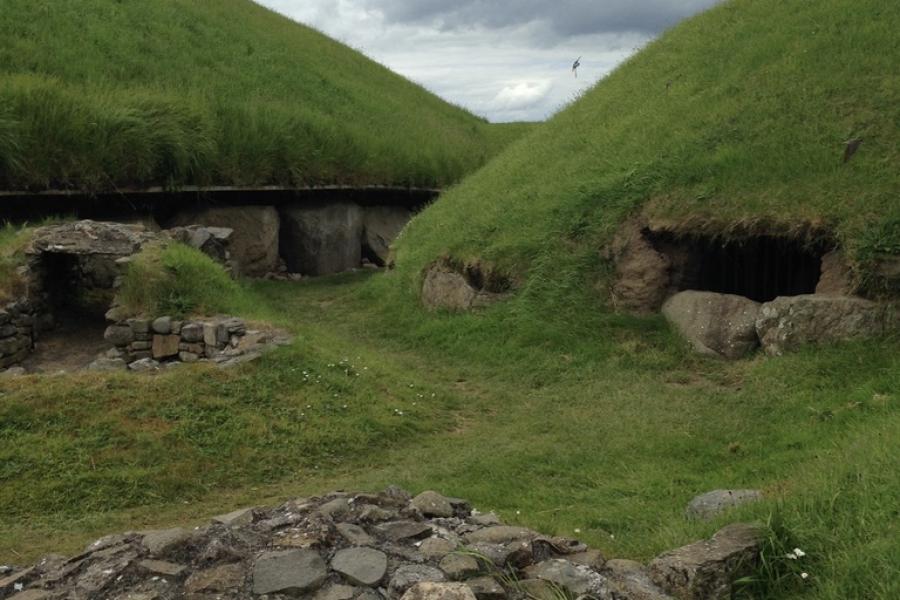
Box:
[1,272,898,599]
[392,0,900,294]
[0,0,529,191]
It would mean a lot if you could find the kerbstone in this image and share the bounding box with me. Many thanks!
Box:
[253,549,328,595]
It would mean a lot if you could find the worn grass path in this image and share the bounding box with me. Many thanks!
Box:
[2,273,899,598]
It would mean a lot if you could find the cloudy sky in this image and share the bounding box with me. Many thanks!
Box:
[258,0,721,122]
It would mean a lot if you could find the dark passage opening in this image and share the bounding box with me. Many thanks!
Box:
[652,233,826,303]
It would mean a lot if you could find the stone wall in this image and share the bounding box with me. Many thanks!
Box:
[95,315,290,372]
[0,301,37,369]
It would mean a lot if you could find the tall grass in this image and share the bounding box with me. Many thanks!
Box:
[0,0,530,191]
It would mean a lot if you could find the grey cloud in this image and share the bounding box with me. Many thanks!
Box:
[363,0,722,36]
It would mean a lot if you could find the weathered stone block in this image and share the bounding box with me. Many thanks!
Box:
[662,291,761,359]
[152,316,172,335]
[152,335,181,360]
[180,323,203,343]
[363,206,412,266]
[104,325,134,346]
[280,202,363,276]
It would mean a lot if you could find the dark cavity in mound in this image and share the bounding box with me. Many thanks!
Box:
[651,232,827,303]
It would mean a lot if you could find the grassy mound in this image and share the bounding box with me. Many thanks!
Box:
[392,0,900,296]
[0,0,529,191]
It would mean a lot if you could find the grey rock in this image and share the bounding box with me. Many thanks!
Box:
[388,564,446,597]
[649,523,763,600]
[411,491,455,518]
[318,497,351,519]
[128,358,160,372]
[151,317,172,335]
[212,507,255,527]
[185,563,245,594]
[87,357,127,372]
[464,576,507,600]
[337,522,376,546]
[137,559,186,577]
[180,323,203,343]
[362,206,412,266]
[816,250,855,295]
[756,295,892,355]
[253,549,328,595]
[141,528,192,557]
[316,583,358,600]
[167,206,280,277]
[128,318,151,334]
[419,537,457,559]
[104,325,135,346]
[686,490,763,520]
[421,264,504,312]
[439,553,481,580]
[464,526,537,545]
[662,291,761,359]
[400,582,477,600]
[331,547,388,586]
[376,521,432,542]
[0,366,27,377]
[280,202,364,276]
[469,513,501,527]
[523,559,610,597]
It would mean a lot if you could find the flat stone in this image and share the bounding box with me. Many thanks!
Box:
[565,549,607,570]
[401,582,477,600]
[185,563,245,594]
[315,583,357,600]
[138,559,186,577]
[336,522,375,546]
[180,323,203,343]
[464,526,537,545]
[128,358,160,372]
[318,497,351,519]
[388,564,446,597]
[152,334,180,359]
[439,553,481,580]
[8,591,50,600]
[212,507,255,527]
[141,528,192,557]
[686,490,763,520]
[104,325,134,346]
[411,491,455,518]
[604,560,674,600]
[331,547,388,586]
[465,576,507,600]
[178,351,200,363]
[469,513,501,527]
[128,319,151,334]
[516,579,558,600]
[649,523,763,600]
[419,537,457,559]
[253,549,327,595]
[375,521,432,542]
[662,291,761,359]
[523,559,610,596]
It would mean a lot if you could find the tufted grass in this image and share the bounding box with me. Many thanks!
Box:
[1,272,898,598]
[0,0,530,192]
[389,0,900,300]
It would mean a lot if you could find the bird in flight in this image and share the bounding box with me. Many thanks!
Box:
[572,56,581,78]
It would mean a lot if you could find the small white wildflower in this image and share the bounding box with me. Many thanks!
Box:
[793,548,806,558]
[574,528,581,534]
[515,510,521,515]
[610,534,615,539]
[102,569,114,575]
[14,584,23,592]
[786,552,798,560]
[801,572,809,580]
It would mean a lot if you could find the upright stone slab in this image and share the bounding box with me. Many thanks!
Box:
[362,205,413,266]
[168,206,280,277]
[280,202,363,276]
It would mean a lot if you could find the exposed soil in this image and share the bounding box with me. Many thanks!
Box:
[20,313,109,373]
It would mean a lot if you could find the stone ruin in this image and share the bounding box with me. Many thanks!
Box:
[604,220,899,358]
[0,487,766,600]
[0,221,288,375]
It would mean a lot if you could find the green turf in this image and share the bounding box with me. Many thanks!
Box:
[0,0,530,191]
[1,273,898,599]
[390,0,900,296]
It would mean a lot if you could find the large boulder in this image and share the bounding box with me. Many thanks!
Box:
[280,202,364,276]
[685,490,763,520]
[421,264,507,312]
[649,523,763,600]
[167,206,280,277]
[363,206,413,266]
[756,294,893,355]
[606,222,671,314]
[662,291,761,359]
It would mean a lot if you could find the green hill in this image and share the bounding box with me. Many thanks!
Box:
[0,0,527,191]
[393,0,899,296]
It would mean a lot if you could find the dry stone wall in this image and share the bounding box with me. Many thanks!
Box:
[0,488,764,600]
[0,301,37,369]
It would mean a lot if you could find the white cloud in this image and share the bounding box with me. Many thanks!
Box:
[256,1,711,122]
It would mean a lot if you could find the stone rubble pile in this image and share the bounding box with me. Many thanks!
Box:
[0,488,763,600]
[95,316,291,372]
